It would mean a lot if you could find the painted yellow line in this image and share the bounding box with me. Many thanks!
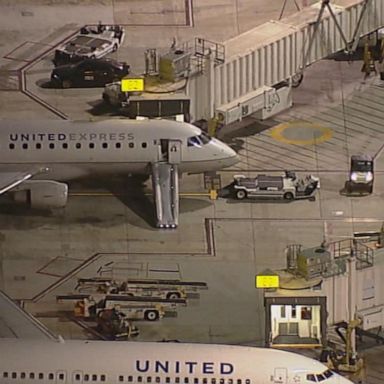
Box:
[270,120,333,145]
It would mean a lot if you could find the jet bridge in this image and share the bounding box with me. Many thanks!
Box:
[188,0,384,124]
[151,162,179,229]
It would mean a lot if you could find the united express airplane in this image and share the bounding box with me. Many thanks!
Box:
[0,119,239,228]
[0,290,353,384]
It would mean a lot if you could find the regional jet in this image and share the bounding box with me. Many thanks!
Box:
[0,290,353,384]
[0,119,239,228]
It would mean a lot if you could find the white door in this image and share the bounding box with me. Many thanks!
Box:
[274,367,288,384]
[168,140,182,164]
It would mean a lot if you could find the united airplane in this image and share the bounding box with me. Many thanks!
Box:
[0,290,353,384]
[0,119,239,228]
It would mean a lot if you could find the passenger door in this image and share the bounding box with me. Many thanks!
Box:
[273,367,288,384]
[168,139,182,164]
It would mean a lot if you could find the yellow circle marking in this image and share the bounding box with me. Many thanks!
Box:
[270,120,333,145]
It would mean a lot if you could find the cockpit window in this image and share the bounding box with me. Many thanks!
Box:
[187,136,202,147]
[323,370,333,378]
[199,132,211,144]
[187,133,212,147]
[306,374,316,382]
[316,374,325,382]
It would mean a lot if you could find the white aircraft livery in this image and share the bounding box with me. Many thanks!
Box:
[0,119,239,228]
[0,338,354,384]
[0,290,353,384]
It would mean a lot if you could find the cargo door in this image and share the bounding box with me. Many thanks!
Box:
[273,367,288,384]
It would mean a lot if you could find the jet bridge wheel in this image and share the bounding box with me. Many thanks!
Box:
[235,189,247,200]
[283,192,294,200]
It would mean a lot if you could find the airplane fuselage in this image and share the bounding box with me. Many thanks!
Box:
[0,339,353,384]
[0,119,238,181]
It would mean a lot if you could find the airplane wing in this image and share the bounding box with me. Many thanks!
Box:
[0,168,48,195]
[0,290,57,340]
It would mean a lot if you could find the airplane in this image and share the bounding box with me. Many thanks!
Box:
[0,290,353,384]
[0,118,239,228]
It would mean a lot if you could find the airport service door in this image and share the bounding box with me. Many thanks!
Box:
[168,139,182,164]
[273,367,287,384]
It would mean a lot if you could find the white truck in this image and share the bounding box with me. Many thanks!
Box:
[231,171,319,201]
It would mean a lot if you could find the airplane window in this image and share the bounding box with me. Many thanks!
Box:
[62,143,68,149]
[228,379,233,384]
[101,375,106,382]
[39,373,44,379]
[155,377,160,383]
[175,378,180,383]
[49,373,54,380]
[194,378,199,384]
[118,375,124,382]
[76,143,81,149]
[75,374,81,381]
[12,372,17,379]
[323,370,333,378]
[102,143,108,149]
[115,142,121,149]
[9,143,15,149]
[59,374,65,381]
[36,143,42,149]
[30,373,35,379]
[184,378,189,383]
[22,143,28,149]
[138,376,143,382]
[166,378,171,383]
[92,374,97,381]
[84,374,90,381]
[237,380,242,384]
[220,379,225,384]
[306,374,316,382]
[129,142,134,148]
[199,132,211,144]
[203,379,207,384]
[49,143,55,149]
[147,377,152,383]
[187,136,202,147]
[89,143,95,149]
[2,373,8,378]
[211,379,216,384]
[128,375,133,382]
[316,374,325,382]
[245,380,250,384]
[21,372,26,379]
[142,142,147,148]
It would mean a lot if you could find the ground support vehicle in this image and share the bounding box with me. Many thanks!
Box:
[51,58,130,88]
[57,293,186,321]
[53,24,125,66]
[75,277,187,300]
[347,155,374,194]
[228,171,319,201]
[96,308,139,340]
[102,83,190,120]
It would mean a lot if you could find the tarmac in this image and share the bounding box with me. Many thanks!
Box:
[0,1,383,383]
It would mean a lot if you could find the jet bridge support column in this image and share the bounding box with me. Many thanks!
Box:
[151,162,179,229]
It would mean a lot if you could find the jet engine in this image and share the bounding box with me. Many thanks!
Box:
[10,180,68,209]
